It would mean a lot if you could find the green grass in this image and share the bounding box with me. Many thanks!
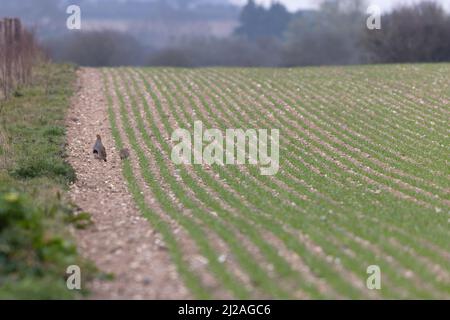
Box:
[0,64,93,299]
[102,64,449,299]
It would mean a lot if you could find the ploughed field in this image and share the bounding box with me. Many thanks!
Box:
[101,64,450,299]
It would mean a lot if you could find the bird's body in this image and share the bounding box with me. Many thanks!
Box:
[120,148,130,160]
[93,134,107,162]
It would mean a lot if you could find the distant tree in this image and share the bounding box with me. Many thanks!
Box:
[235,0,292,41]
[282,0,366,66]
[362,2,450,63]
[266,3,292,38]
[235,0,264,40]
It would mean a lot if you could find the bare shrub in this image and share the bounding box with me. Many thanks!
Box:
[47,31,145,67]
[362,2,450,63]
[147,37,283,67]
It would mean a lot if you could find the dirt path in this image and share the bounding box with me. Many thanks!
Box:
[65,68,190,299]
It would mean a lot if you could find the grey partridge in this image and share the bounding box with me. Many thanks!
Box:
[120,148,130,160]
[93,134,107,162]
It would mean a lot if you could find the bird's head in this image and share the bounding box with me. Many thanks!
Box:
[96,134,102,140]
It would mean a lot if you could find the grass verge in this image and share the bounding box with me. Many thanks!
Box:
[0,63,93,299]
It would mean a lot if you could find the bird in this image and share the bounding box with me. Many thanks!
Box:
[93,134,107,162]
[119,148,130,160]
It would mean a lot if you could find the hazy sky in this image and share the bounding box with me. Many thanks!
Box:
[229,0,450,12]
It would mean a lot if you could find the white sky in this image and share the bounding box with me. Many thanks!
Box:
[229,0,450,12]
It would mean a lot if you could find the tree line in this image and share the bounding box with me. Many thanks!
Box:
[47,0,450,67]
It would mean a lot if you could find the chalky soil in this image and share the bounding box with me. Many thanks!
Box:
[65,68,189,299]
